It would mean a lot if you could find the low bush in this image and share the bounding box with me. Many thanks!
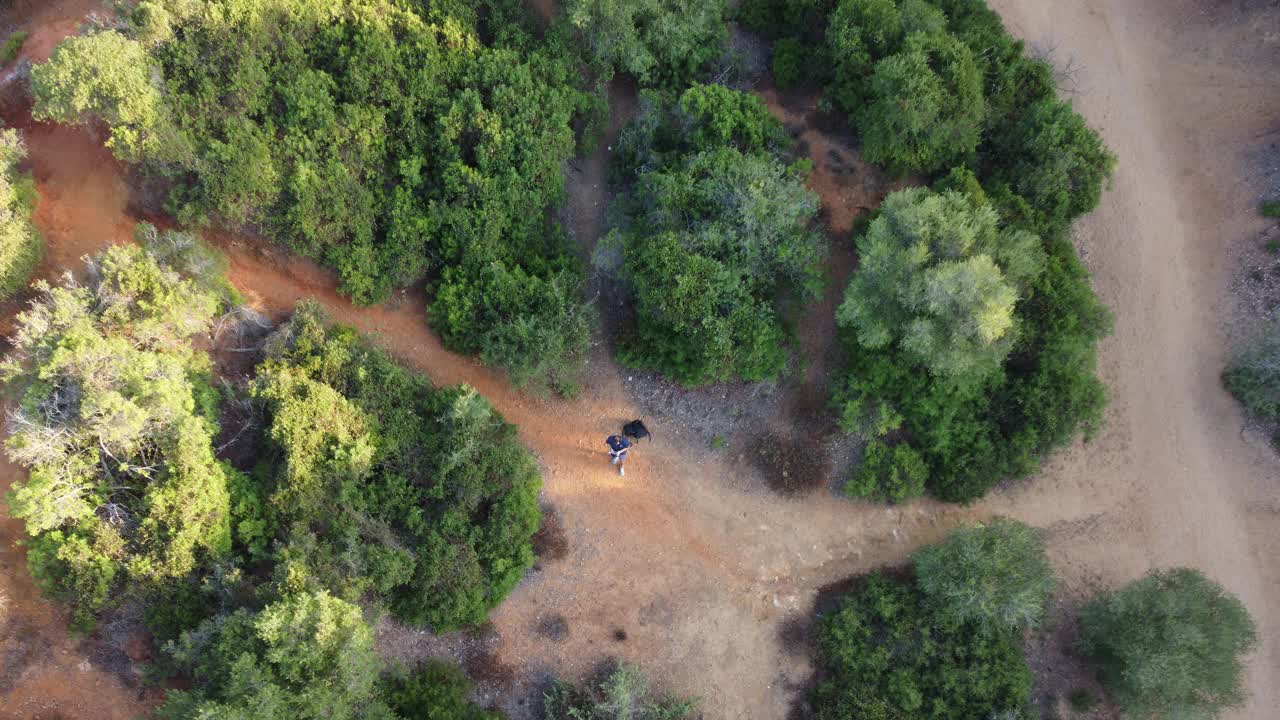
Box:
[1,30,27,64]
[912,519,1054,632]
[383,661,503,720]
[846,440,926,503]
[0,127,42,298]
[771,37,808,88]
[607,85,824,385]
[1260,200,1280,218]
[544,665,697,720]
[1223,322,1280,420]
[1078,568,1257,720]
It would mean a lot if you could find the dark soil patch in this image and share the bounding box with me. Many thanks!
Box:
[534,613,569,642]
[465,651,517,692]
[0,616,40,694]
[612,628,627,642]
[748,430,831,495]
[532,502,569,563]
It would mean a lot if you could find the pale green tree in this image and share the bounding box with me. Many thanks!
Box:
[3,239,230,624]
[31,31,175,162]
[913,519,1054,631]
[837,187,1043,381]
[157,591,390,720]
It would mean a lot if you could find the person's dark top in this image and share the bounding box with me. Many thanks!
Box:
[606,435,632,453]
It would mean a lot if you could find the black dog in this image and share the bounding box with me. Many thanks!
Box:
[622,419,651,443]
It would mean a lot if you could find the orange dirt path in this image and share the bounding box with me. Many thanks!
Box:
[0,1,1278,719]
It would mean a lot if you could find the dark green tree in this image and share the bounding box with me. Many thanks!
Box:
[564,0,728,88]
[0,126,42,298]
[248,303,542,630]
[857,31,986,175]
[1079,568,1258,720]
[814,572,1032,719]
[607,86,824,385]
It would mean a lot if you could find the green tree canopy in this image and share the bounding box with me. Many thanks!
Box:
[857,31,986,174]
[912,519,1054,632]
[31,0,599,390]
[3,238,231,626]
[0,127,42,298]
[825,0,904,111]
[31,31,173,162]
[246,303,542,630]
[565,0,728,88]
[1079,568,1258,720]
[157,591,388,720]
[814,572,1033,719]
[838,187,1043,382]
[607,86,825,385]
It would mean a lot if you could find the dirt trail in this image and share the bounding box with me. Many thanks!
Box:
[1,0,1279,718]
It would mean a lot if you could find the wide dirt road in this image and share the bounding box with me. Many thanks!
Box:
[0,0,1278,719]
[981,1,1280,716]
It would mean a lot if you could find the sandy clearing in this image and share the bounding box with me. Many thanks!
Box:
[0,0,1277,718]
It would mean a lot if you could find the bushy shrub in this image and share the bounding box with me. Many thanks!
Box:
[771,37,808,88]
[156,591,388,719]
[0,127,42,298]
[608,86,824,385]
[3,238,233,627]
[564,0,729,88]
[912,519,1054,631]
[986,98,1117,238]
[825,0,904,113]
[250,303,542,630]
[544,665,697,720]
[383,661,502,720]
[814,572,1032,719]
[1,30,27,64]
[857,31,986,175]
[835,178,1110,502]
[31,31,173,163]
[1078,568,1258,720]
[32,0,599,389]
[1223,322,1280,420]
[846,440,926,503]
[613,83,790,179]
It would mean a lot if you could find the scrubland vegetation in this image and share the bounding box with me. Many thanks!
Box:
[813,520,1049,718]
[0,125,41,298]
[815,522,1256,720]
[31,0,599,391]
[7,0,1262,717]
[3,233,540,716]
[735,0,1115,502]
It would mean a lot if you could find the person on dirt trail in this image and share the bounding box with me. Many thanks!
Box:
[605,433,633,476]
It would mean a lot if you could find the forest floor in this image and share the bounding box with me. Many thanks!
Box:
[1,1,1279,719]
